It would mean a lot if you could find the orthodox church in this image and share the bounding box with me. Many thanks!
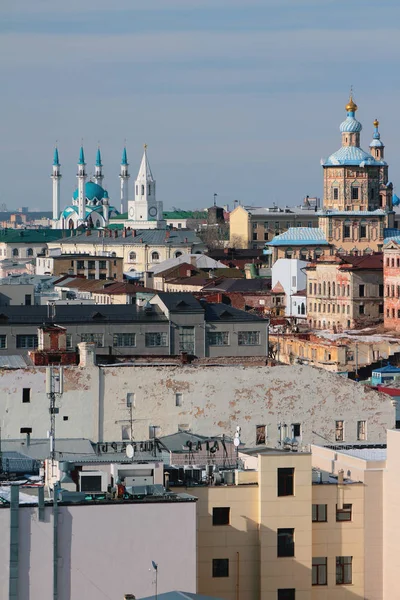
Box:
[52,145,165,230]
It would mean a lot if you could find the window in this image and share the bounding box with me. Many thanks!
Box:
[212,559,229,578]
[336,504,352,522]
[359,304,364,315]
[256,424,266,445]
[208,331,229,346]
[99,260,107,269]
[179,327,195,354]
[336,556,352,584]
[141,184,145,195]
[277,468,294,497]
[212,507,230,526]
[63,416,68,421]
[312,504,327,522]
[253,232,258,241]
[360,223,367,238]
[126,393,135,407]
[292,423,301,437]
[27,248,34,257]
[113,333,136,347]
[22,388,31,403]
[333,187,339,200]
[77,260,84,269]
[312,557,327,585]
[80,333,104,347]
[277,528,294,557]
[343,222,351,239]
[145,332,167,347]
[359,284,365,297]
[12,248,19,257]
[238,331,260,346]
[151,252,160,262]
[0,335,6,349]
[88,260,95,269]
[351,187,359,200]
[277,590,295,600]
[16,335,38,349]
[379,284,384,297]
[66,334,73,350]
[175,393,183,407]
[175,251,182,258]
[335,420,344,442]
[121,425,131,441]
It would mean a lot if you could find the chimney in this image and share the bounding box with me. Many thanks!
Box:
[26,432,31,447]
[165,230,170,240]
[190,255,197,266]
[78,342,97,367]
[186,269,191,278]
[124,595,136,600]
[85,230,91,236]
[131,229,136,237]
[184,237,188,243]
[114,230,118,238]
[122,228,127,238]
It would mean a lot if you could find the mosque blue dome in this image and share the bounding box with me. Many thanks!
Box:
[393,194,400,207]
[72,181,107,202]
[340,117,362,133]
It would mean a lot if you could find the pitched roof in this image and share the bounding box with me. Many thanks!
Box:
[0,228,68,244]
[53,229,203,247]
[338,253,383,270]
[203,302,264,322]
[156,292,204,312]
[271,281,285,294]
[202,278,271,293]
[267,227,330,246]
[93,282,155,295]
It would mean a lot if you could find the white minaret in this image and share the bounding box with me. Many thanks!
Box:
[119,147,130,214]
[77,146,87,221]
[51,147,61,221]
[94,147,104,187]
[102,190,110,226]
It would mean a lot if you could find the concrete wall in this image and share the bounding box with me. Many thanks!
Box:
[0,284,34,306]
[0,364,394,446]
[383,429,400,599]
[272,259,307,317]
[0,500,197,600]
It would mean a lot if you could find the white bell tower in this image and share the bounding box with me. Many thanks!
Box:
[127,145,164,228]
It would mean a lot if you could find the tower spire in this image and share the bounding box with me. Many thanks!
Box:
[77,145,87,221]
[370,118,385,160]
[119,145,130,214]
[94,145,104,187]
[51,145,62,222]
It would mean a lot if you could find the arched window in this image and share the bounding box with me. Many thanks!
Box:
[136,185,138,196]
[332,282,335,296]
[301,302,305,315]
[343,220,351,239]
[175,251,183,258]
[360,220,367,239]
[148,184,151,195]
[285,247,293,259]
[151,251,160,262]
[26,248,33,257]
[12,248,18,257]
[129,251,137,262]
[323,282,326,295]
[111,252,117,257]
[141,185,145,195]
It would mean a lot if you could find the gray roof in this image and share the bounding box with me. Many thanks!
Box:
[204,302,265,322]
[156,292,204,313]
[159,432,216,453]
[56,229,203,247]
[0,355,28,369]
[204,279,271,293]
[0,304,167,324]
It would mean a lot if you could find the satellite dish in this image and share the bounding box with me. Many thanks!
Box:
[234,437,240,447]
[126,444,134,459]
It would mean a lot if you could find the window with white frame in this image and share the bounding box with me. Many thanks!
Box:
[208,331,229,346]
[16,335,38,349]
[113,333,136,347]
[145,332,167,347]
[151,252,160,262]
[335,420,344,442]
[357,420,366,441]
[0,335,6,349]
[238,331,261,346]
[80,333,104,347]
[66,334,73,350]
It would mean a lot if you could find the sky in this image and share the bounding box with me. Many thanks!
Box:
[1,0,400,212]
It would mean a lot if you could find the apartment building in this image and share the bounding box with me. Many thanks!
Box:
[230,205,320,250]
[305,253,383,331]
[383,238,400,331]
[0,347,393,445]
[36,253,124,280]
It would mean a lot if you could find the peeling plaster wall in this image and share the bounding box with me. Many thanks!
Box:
[0,364,393,447]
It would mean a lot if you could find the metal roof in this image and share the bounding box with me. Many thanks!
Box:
[0,228,68,244]
[0,355,27,369]
[267,227,330,246]
[56,229,203,247]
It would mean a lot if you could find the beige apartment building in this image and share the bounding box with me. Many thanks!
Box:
[305,253,383,331]
[178,449,365,600]
[177,431,400,600]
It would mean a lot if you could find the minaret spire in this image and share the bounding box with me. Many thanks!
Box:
[51,145,62,222]
[119,145,130,214]
[94,145,104,187]
[77,145,87,221]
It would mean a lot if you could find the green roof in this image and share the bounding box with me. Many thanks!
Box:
[0,228,71,244]
[163,210,207,219]
[110,212,128,220]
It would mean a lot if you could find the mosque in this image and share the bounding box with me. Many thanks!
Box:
[52,145,165,230]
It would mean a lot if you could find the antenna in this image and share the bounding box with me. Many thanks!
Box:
[150,561,158,600]
[234,425,241,468]
[213,193,218,207]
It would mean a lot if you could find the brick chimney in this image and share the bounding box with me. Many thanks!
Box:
[114,230,118,238]
[85,230,91,236]
[165,230,170,240]
[122,228,127,238]
[78,342,96,367]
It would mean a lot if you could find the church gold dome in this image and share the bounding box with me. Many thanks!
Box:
[346,96,358,113]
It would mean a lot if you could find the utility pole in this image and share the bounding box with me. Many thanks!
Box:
[46,366,63,600]
[355,342,359,381]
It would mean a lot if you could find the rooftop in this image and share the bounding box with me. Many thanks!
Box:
[55,229,203,247]
[0,228,69,244]
[267,227,330,246]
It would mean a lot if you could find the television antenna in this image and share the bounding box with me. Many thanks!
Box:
[234,426,241,468]
[126,444,134,460]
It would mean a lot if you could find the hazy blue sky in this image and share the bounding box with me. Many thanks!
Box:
[1,0,399,212]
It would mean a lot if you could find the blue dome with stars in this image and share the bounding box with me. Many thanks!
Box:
[72,181,107,203]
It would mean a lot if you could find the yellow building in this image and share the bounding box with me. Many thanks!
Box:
[177,448,367,600]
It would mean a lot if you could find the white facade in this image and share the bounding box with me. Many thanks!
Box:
[0,499,196,600]
[127,146,165,229]
[272,258,307,318]
[0,363,394,447]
